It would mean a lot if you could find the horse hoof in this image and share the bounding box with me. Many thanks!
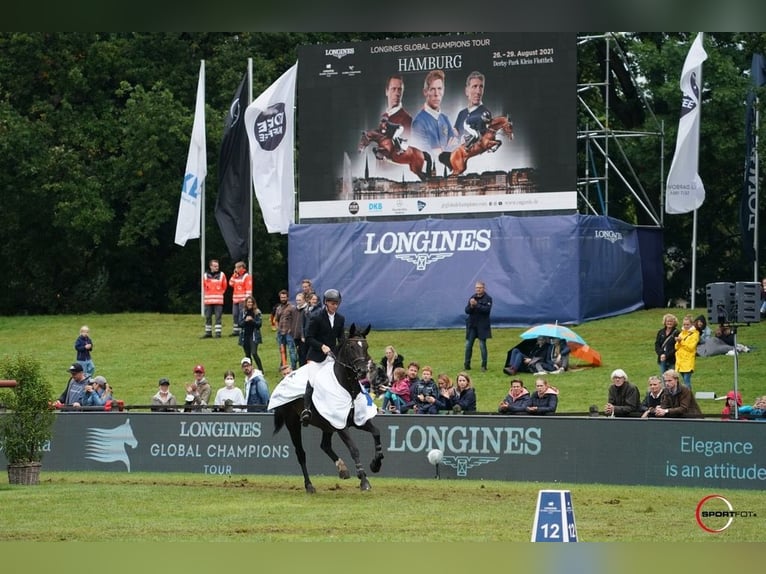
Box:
[306,484,316,494]
[339,469,350,480]
[370,455,383,473]
[360,480,371,491]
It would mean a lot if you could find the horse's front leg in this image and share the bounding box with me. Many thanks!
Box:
[337,428,370,491]
[360,420,384,473]
[320,431,350,479]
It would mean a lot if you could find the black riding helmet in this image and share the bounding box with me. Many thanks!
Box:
[323,288,342,305]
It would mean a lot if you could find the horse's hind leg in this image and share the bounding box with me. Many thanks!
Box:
[320,431,350,479]
[287,419,315,494]
[337,429,370,491]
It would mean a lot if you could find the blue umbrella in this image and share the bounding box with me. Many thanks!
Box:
[520,323,587,345]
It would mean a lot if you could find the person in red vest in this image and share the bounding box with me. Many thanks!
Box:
[228,260,252,338]
[201,259,227,338]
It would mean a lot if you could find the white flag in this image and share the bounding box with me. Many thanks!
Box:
[174,61,207,246]
[665,33,707,214]
[244,63,297,234]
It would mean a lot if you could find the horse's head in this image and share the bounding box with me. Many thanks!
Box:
[493,115,513,139]
[336,323,372,383]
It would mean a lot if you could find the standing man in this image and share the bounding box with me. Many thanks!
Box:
[302,288,346,425]
[464,280,492,372]
[275,289,298,369]
[55,363,92,408]
[241,357,270,412]
[454,71,492,150]
[411,69,458,163]
[228,260,252,338]
[201,259,227,339]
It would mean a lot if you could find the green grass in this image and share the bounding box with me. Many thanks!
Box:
[1,308,764,415]
[0,472,763,542]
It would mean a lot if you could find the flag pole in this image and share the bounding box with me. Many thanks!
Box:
[691,209,698,309]
[755,99,760,282]
[247,57,254,274]
[200,178,206,316]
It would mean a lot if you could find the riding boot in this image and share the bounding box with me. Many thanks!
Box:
[301,383,313,426]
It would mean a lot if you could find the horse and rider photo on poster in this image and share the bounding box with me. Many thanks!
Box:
[296,32,577,222]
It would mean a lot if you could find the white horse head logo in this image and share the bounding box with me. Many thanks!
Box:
[84,418,138,472]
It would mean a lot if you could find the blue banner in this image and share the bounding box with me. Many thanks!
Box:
[288,214,646,329]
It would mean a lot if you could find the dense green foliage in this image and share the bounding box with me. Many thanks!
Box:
[0,355,55,462]
[1,33,765,316]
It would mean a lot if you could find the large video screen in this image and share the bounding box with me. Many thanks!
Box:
[297,33,577,222]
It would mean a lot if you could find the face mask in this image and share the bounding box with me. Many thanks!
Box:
[225,378,235,388]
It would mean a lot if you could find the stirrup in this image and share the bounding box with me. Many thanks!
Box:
[300,409,311,426]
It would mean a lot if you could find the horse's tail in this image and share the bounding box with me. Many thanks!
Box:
[273,407,285,435]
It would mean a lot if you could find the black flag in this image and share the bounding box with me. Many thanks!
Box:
[215,72,250,262]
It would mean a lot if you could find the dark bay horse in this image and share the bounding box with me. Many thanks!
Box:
[439,115,514,176]
[358,130,433,181]
[272,324,384,493]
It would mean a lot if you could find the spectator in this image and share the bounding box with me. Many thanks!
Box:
[655,369,703,418]
[640,375,665,418]
[410,365,440,414]
[504,336,550,375]
[275,289,298,369]
[526,378,559,415]
[213,370,245,412]
[436,373,455,412]
[381,367,410,413]
[739,395,766,421]
[238,295,264,372]
[761,278,766,318]
[463,280,492,371]
[654,313,679,376]
[184,364,211,412]
[498,378,531,414]
[380,345,405,385]
[404,361,422,397]
[56,363,91,408]
[693,315,711,343]
[542,337,570,374]
[201,259,227,338]
[74,325,95,377]
[604,368,641,417]
[450,371,477,413]
[674,314,700,389]
[720,390,742,420]
[229,260,252,338]
[151,378,178,412]
[292,292,307,368]
[241,357,270,412]
[82,375,112,408]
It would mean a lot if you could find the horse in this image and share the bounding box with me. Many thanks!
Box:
[439,115,514,176]
[358,130,433,181]
[272,324,384,493]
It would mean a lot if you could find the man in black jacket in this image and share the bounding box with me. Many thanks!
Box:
[301,289,346,425]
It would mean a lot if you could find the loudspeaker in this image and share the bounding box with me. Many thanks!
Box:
[706,282,735,324]
[736,281,761,323]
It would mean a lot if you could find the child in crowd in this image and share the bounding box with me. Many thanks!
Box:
[74,325,95,377]
[381,367,411,413]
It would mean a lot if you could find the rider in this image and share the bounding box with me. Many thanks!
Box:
[379,114,408,154]
[463,109,492,151]
[301,288,346,426]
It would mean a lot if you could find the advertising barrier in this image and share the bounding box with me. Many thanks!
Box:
[4,413,764,490]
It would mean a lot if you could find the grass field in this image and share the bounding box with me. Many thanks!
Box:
[1,307,764,415]
[1,472,763,542]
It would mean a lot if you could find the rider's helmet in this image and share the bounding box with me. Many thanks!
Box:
[480,109,492,123]
[323,288,342,305]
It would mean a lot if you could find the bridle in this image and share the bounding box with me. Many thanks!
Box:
[334,336,371,382]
